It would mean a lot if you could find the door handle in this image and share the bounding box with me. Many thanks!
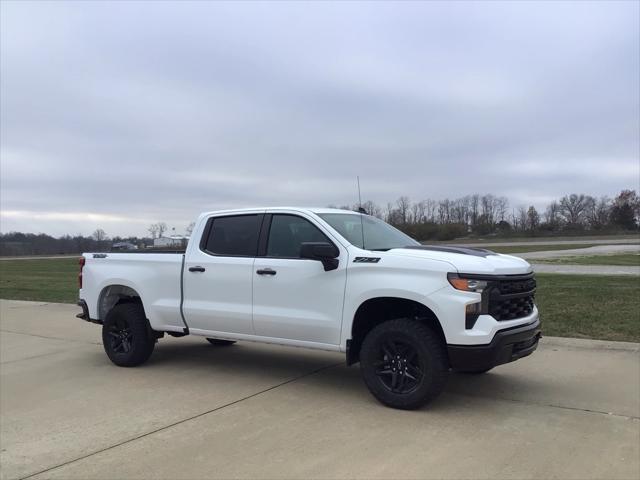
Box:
[189,266,206,273]
[256,268,277,276]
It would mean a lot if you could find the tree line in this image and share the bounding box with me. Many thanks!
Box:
[333,189,639,240]
[0,189,637,256]
[0,230,144,256]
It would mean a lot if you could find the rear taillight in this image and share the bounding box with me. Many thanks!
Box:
[78,257,85,289]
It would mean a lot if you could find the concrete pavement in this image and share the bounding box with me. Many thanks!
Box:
[1,300,639,480]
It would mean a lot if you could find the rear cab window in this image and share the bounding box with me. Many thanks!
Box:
[200,214,261,257]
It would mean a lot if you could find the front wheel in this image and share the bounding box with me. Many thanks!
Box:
[359,319,449,410]
[102,303,155,367]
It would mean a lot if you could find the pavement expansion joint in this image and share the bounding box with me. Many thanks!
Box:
[17,361,343,480]
[449,391,640,421]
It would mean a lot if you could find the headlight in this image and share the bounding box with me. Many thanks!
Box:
[447,273,488,293]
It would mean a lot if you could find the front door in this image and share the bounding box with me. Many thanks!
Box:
[182,213,263,335]
[252,213,347,345]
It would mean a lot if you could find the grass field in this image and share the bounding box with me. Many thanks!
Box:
[0,259,638,342]
[0,258,78,304]
[536,254,640,266]
[535,274,640,342]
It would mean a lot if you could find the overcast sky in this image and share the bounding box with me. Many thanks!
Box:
[1,1,639,237]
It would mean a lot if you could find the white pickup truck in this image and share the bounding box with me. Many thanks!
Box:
[78,207,540,409]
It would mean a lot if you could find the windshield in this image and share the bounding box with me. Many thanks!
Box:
[318,213,419,251]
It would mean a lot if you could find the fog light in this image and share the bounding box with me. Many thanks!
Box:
[465,302,481,329]
[466,303,480,315]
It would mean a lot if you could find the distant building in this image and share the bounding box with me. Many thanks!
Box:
[153,236,189,248]
[112,242,138,251]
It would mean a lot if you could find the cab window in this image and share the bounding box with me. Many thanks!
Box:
[201,215,261,256]
[266,215,331,258]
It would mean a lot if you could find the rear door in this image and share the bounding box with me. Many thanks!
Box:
[252,213,348,345]
[182,213,263,335]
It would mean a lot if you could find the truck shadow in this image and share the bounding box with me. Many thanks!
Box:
[137,338,549,411]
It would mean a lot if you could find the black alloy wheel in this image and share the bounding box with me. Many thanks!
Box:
[102,302,156,367]
[374,339,424,394]
[359,318,449,409]
[107,316,134,354]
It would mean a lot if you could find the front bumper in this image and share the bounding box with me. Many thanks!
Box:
[447,318,541,371]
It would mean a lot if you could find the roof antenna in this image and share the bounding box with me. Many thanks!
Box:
[357,176,366,249]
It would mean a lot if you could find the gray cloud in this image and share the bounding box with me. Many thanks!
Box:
[1,0,638,236]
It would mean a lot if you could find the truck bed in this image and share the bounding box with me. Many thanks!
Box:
[80,252,187,332]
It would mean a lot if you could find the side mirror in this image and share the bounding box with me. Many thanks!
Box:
[300,242,340,271]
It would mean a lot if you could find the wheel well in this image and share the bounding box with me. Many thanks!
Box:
[347,297,446,365]
[98,285,144,320]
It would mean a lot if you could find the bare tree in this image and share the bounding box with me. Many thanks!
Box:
[186,222,196,236]
[148,224,159,239]
[156,222,168,237]
[495,196,509,222]
[480,194,495,225]
[516,206,528,232]
[423,199,437,223]
[544,201,561,226]
[361,200,383,218]
[470,194,480,226]
[414,200,426,224]
[410,202,420,224]
[384,202,395,223]
[438,199,451,224]
[559,194,595,226]
[92,229,107,242]
[450,198,465,224]
[588,197,611,229]
[396,196,411,224]
[526,206,540,231]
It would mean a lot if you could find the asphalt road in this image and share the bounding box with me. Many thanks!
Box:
[1,300,639,480]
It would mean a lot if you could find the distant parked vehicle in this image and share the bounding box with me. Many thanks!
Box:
[111,242,138,251]
[77,207,540,409]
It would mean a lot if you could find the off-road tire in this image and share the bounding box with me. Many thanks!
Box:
[360,318,449,410]
[206,338,236,346]
[102,303,155,367]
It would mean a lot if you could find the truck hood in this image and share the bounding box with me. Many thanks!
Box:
[385,245,533,275]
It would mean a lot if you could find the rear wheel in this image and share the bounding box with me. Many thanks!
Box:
[102,303,155,367]
[359,318,449,410]
[206,338,236,346]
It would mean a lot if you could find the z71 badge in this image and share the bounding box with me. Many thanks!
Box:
[353,257,381,263]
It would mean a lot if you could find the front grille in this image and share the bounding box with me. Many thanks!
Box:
[488,275,536,321]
